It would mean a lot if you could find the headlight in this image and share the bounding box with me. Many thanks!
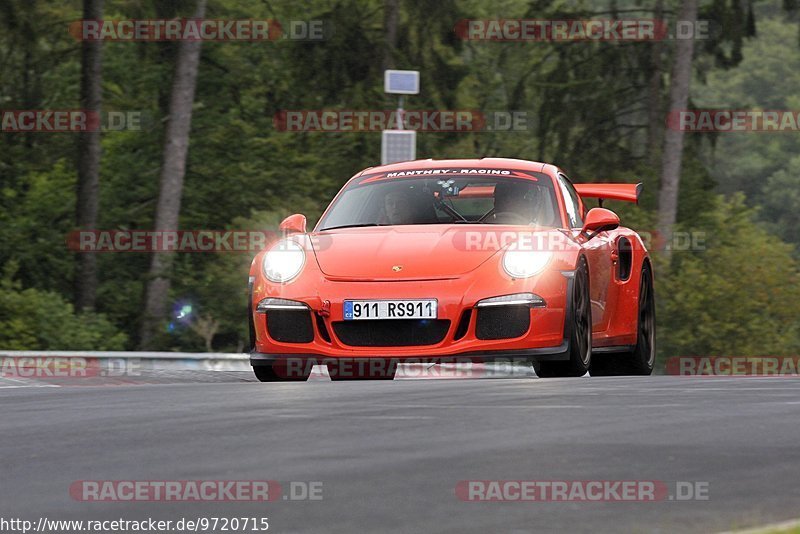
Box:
[502,250,551,278]
[263,239,305,283]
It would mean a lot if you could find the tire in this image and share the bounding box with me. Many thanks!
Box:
[590,263,655,376]
[534,256,592,378]
[252,364,310,382]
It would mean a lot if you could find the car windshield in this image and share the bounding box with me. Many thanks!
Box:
[317,171,560,230]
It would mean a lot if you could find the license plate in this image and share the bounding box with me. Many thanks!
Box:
[343,299,437,320]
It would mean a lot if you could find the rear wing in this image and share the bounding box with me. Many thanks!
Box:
[573,183,642,206]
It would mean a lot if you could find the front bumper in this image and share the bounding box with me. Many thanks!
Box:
[250,344,569,365]
[250,262,575,364]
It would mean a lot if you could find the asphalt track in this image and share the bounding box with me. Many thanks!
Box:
[1,370,799,534]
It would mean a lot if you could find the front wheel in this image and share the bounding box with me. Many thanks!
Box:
[252,364,310,382]
[535,256,592,378]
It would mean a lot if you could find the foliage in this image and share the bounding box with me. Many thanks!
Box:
[0,0,798,355]
[657,195,800,359]
[694,15,800,249]
[0,264,127,350]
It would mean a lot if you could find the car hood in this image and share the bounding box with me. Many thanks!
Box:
[309,225,554,280]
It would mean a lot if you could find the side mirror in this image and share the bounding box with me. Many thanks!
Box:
[581,208,620,236]
[279,214,307,234]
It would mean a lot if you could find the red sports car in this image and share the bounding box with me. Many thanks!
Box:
[248,158,654,381]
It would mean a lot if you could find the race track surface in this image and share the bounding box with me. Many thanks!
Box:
[1,371,799,533]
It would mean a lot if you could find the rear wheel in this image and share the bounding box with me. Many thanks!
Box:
[590,263,655,376]
[534,256,592,378]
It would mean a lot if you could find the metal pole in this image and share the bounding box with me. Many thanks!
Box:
[397,95,404,130]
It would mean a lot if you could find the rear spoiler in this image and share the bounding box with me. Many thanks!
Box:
[573,183,642,206]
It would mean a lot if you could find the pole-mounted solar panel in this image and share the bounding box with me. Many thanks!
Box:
[381,130,416,165]
[382,70,419,164]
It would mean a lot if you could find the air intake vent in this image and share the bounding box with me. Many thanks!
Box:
[617,237,633,281]
[476,306,530,340]
[333,320,450,347]
[266,310,314,343]
[316,314,332,343]
[453,310,472,340]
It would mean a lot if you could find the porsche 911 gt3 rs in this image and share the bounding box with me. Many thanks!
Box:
[248,158,655,381]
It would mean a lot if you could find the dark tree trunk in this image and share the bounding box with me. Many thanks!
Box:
[383,0,399,71]
[647,0,664,168]
[139,0,207,349]
[75,0,103,311]
[657,0,698,262]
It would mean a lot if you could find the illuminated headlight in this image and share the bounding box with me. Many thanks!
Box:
[263,239,305,283]
[502,250,551,278]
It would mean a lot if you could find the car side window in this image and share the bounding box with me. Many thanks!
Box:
[556,173,584,228]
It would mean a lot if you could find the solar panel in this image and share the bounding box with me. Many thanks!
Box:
[384,70,420,95]
[381,130,416,164]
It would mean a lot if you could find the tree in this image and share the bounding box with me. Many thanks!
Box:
[658,195,800,359]
[694,16,800,241]
[75,0,104,311]
[0,263,126,350]
[140,0,207,349]
[657,0,699,263]
[761,156,800,248]
[383,0,399,71]
[647,0,665,168]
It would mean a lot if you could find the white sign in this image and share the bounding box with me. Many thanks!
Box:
[384,70,420,95]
